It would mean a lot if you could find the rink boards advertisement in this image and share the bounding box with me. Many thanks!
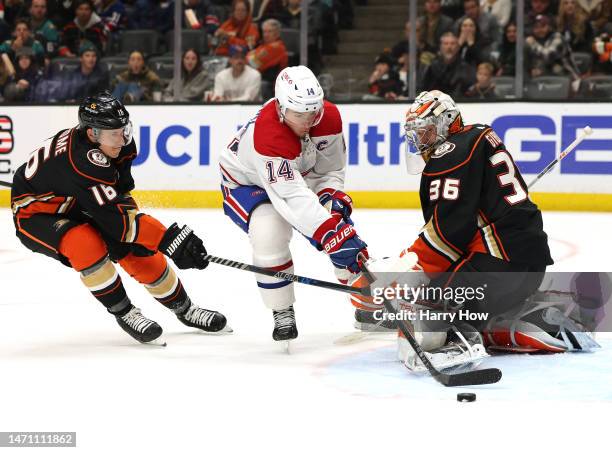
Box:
[1,102,611,210]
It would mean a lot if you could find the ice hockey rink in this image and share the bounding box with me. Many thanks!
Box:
[0,207,610,452]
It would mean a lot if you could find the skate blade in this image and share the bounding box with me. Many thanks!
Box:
[195,325,234,335]
[141,338,167,347]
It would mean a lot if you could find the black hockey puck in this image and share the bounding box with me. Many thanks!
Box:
[457,393,476,402]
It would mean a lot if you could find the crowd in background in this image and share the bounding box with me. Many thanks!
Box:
[0,0,353,102]
[1,0,611,103]
[367,0,612,100]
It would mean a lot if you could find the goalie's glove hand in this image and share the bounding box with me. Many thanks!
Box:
[159,223,208,270]
[319,189,354,226]
[319,221,368,273]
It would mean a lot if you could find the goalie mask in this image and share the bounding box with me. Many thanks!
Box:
[404,90,462,174]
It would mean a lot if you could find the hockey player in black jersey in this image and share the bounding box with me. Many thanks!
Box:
[373,90,597,370]
[11,92,228,344]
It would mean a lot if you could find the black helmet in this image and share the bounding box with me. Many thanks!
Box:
[78,91,130,130]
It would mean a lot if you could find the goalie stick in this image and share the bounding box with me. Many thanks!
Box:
[359,260,502,387]
[527,126,592,189]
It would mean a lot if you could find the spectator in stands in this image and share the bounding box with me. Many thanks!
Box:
[441,0,465,20]
[163,48,211,101]
[98,0,128,36]
[212,44,261,101]
[366,53,402,100]
[49,0,78,29]
[496,21,516,75]
[391,19,437,69]
[456,0,501,55]
[58,40,109,102]
[251,0,285,22]
[465,61,496,98]
[183,0,220,35]
[213,0,259,56]
[397,50,427,97]
[29,0,59,58]
[457,16,487,65]
[3,46,42,101]
[592,30,612,73]
[0,19,45,66]
[577,0,611,33]
[111,49,162,102]
[420,0,454,53]
[2,0,28,25]
[128,0,173,33]
[557,0,594,52]
[422,32,476,98]
[59,0,107,57]
[480,0,512,28]
[278,0,323,73]
[526,14,580,80]
[247,18,287,83]
[526,0,556,33]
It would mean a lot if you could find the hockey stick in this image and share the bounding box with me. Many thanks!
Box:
[527,126,592,189]
[204,254,369,297]
[359,261,502,386]
[0,180,12,188]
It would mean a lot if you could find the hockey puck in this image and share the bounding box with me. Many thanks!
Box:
[457,393,476,402]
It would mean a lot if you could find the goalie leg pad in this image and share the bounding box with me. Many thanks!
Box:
[484,302,601,353]
[249,203,295,311]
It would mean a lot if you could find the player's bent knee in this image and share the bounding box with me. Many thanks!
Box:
[59,224,108,272]
[119,251,167,284]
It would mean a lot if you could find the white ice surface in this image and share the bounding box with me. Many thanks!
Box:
[1,208,611,452]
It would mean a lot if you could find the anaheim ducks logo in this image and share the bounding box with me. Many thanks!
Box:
[87,149,110,167]
[431,141,455,158]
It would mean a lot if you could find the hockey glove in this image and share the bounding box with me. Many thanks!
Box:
[318,221,368,273]
[318,189,354,225]
[159,223,209,270]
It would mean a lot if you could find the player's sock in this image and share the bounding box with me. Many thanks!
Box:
[79,256,133,316]
[272,306,298,341]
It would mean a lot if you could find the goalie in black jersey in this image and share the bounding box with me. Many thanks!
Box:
[11,92,228,344]
[358,90,597,371]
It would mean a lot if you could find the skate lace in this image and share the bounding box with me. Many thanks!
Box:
[273,308,295,330]
[185,306,215,327]
[122,308,155,333]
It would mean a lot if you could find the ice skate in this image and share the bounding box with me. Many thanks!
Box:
[116,307,165,345]
[177,301,230,333]
[273,306,298,352]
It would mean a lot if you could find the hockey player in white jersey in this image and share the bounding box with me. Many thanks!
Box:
[219,66,369,342]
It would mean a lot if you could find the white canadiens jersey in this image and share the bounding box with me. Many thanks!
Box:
[219,99,347,238]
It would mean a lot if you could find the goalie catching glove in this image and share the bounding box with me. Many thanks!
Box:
[159,223,209,270]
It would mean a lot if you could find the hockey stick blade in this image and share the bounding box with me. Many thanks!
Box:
[438,367,502,387]
[381,298,502,387]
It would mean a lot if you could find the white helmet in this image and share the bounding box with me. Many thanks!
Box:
[404,90,462,174]
[275,65,324,126]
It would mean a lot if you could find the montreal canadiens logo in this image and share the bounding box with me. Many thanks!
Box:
[87,149,110,167]
[315,140,329,151]
[432,141,455,158]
